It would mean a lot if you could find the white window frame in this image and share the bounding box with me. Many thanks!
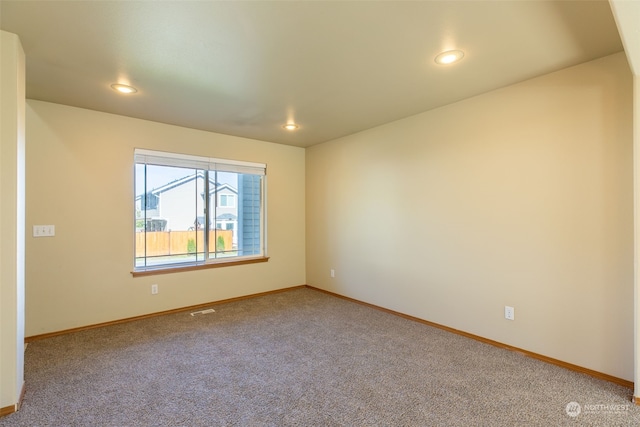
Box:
[133,148,267,274]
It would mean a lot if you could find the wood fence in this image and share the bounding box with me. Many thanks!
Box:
[135,230,233,257]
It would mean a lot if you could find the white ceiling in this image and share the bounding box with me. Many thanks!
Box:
[0,1,625,148]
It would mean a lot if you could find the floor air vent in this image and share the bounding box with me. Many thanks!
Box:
[190,308,216,316]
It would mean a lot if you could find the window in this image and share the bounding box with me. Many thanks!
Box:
[219,194,236,207]
[134,149,266,272]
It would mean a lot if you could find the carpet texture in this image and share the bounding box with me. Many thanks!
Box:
[1,287,638,426]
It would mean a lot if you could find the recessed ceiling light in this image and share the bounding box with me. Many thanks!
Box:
[434,50,464,65]
[283,123,299,131]
[110,83,138,94]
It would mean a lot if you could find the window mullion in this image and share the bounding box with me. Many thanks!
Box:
[203,170,210,261]
[143,164,148,268]
[214,170,218,259]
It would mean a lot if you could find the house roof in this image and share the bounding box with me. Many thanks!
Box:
[216,213,237,221]
[135,172,237,200]
[0,1,628,148]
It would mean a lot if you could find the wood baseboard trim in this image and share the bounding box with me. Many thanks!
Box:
[633,396,640,405]
[0,382,25,418]
[0,405,16,418]
[306,285,634,390]
[25,285,306,342]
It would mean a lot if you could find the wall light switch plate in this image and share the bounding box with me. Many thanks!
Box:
[33,225,55,237]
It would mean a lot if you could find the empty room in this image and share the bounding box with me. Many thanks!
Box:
[2,0,640,425]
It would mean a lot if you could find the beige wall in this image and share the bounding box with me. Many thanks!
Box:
[25,100,305,336]
[0,31,26,411]
[306,52,634,380]
[611,0,640,399]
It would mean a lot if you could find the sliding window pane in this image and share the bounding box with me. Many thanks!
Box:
[208,171,238,259]
[207,171,263,259]
[134,164,203,268]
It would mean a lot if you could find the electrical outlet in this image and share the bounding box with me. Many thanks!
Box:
[504,306,515,321]
[151,284,158,295]
[330,269,335,278]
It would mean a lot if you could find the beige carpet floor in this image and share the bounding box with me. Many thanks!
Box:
[1,287,638,426]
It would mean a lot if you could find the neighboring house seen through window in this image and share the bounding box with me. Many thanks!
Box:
[134,149,266,271]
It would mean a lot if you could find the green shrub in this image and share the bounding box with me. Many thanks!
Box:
[187,238,196,254]
[216,235,226,252]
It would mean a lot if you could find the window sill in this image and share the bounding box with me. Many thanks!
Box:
[131,257,269,277]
